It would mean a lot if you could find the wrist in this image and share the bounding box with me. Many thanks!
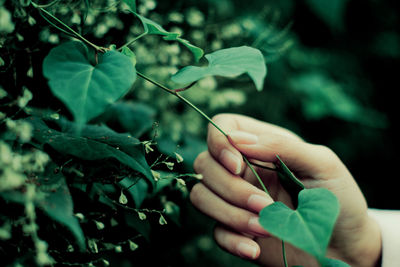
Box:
[350,216,382,267]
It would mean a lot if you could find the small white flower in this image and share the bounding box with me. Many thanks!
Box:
[175,152,184,163]
[158,214,167,225]
[17,88,33,108]
[151,170,161,181]
[94,220,105,230]
[164,162,174,170]
[137,211,146,220]
[176,178,186,187]
[129,240,138,251]
[75,213,85,220]
[119,191,128,204]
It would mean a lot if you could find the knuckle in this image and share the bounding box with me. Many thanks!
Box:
[314,144,337,158]
[230,212,249,230]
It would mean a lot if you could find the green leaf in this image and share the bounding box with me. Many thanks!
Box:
[259,188,340,263]
[171,46,267,91]
[28,117,155,189]
[122,0,136,12]
[36,164,85,251]
[275,155,305,207]
[323,258,351,267]
[43,41,136,129]
[104,101,156,138]
[133,13,203,62]
[305,0,348,31]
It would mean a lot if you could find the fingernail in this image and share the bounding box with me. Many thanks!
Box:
[248,217,269,237]
[228,131,258,145]
[220,149,241,175]
[247,194,272,212]
[237,242,257,259]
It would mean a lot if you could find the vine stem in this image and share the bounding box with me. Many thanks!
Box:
[31,3,104,52]
[282,240,288,267]
[118,32,147,51]
[136,71,270,196]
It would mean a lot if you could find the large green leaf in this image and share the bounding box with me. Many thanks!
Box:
[171,46,267,91]
[28,117,154,189]
[104,101,156,138]
[36,164,86,250]
[43,41,136,129]
[133,13,203,62]
[259,188,340,262]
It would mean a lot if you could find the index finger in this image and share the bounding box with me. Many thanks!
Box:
[207,113,302,174]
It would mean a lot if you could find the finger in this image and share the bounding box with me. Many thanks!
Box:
[228,131,343,177]
[190,183,270,237]
[211,113,302,140]
[194,151,273,213]
[214,225,261,260]
[207,114,302,175]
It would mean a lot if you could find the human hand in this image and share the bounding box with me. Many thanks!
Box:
[190,113,381,266]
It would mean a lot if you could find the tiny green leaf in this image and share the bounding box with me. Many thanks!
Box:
[122,0,136,12]
[43,41,136,129]
[133,13,203,62]
[259,188,340,263]
[171,46,267,91]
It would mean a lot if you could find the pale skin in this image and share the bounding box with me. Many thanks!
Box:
[190,113,382,267]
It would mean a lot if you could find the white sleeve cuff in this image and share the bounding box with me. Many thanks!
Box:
[368,209,400,267]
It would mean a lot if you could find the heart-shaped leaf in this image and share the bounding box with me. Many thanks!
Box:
[132,13,204,62]
[43,41,136,129]
[171,46,267,91]
[259,188,340,262]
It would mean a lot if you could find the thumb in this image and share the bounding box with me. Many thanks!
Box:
[228,130,341,177]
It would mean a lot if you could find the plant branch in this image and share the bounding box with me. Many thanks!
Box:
[282,240,288,267]
[31,3,105,52]
[118,32,148,51]
[136,71,270,195]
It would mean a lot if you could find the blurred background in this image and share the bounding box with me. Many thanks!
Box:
[126,0,400,265]
[1,0,399,266]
